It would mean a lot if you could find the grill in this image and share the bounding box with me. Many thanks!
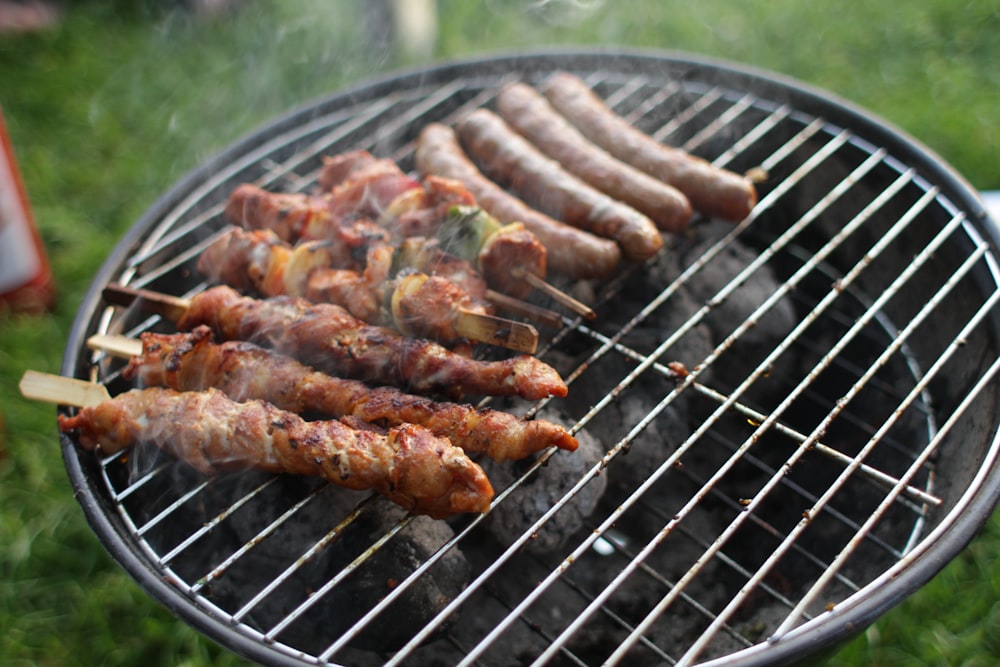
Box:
[60,51,1000,666]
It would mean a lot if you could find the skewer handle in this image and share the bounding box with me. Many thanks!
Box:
[512,268,596,320]
[88,334,143,358]
[487,289,565,330]
[19,370,110,407]
[454,309,539,355]
[103,283,190,322]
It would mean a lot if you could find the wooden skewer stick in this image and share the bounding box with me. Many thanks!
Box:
[512,268,596,320]
[454,308,538,355]
[19,370,110,407]
[88,333,142,358]
[102,283,540,355]
[487,289,564,330]
[102,283,189,322]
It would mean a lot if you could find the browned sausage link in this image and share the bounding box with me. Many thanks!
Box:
[457,109,663,263]
[497,82,693,234]
[415,123,622,279]
[541,72,758,222]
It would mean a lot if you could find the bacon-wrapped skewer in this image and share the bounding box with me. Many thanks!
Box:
[52,383,492,519]
[98,326,577,461]
[316,150,547,299]
[226,184,491,300]
[104,284,568,401]
[224,184,391,270]
[198,227,538,353]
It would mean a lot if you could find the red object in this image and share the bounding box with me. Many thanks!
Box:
[0,107,54,314]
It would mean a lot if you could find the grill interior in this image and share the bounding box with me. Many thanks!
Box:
[61,52,1000,666]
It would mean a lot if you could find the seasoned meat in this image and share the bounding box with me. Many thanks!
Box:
[175,285,568,400]
[58,386,494,519]
[124,326,578,461]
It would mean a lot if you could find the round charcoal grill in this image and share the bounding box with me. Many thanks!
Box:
[60,51,1000,666]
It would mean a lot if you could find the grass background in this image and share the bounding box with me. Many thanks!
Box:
[1,1,997,665]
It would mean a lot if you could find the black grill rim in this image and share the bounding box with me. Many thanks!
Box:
[58,48,1000,667]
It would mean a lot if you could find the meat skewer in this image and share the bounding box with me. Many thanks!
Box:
[227,183,557,320]
[224,184,392,271]
[240,189,492,306]
[438,206,596,320]
[456,108,664,263]
[102,283,569,401]
[225,181,538,303]
[541,71,758,222]
[497,82,693,233]
[315,151,549,300]
[198,226,539,353]
[415,122,622,280]
[23,371,492,519]
[316,150,423,221]
[89,327,579,461]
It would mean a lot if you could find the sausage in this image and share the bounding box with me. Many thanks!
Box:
[497,82,692,233]
[456,109,663,263]
[541,71,758,222]
[415,122,622,279]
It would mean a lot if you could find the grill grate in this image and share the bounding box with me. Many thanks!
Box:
[63,53,1000,666]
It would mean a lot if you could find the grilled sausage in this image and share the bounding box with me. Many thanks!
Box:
[497,82,692,233]
[542,71,758,222]
[456,109,663,263]
[415,123,622,279]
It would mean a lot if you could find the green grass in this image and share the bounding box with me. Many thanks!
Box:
[0,1,997,665]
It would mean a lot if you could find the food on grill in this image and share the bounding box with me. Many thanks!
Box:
[197,226,537,352]
[163,284,567,400]
[57,386,494,519]
[121,326,578,461]
[415,122,623,280]
[316,149,422,214]
[497,82,693,233]
[224,184,390,270]
[317,150,548,299]
[228,184,491,300]
[541,71,758,222]
[226,178,545,301]
[457,108,664,263]
[429,202,545,300]
[393,235,488,301]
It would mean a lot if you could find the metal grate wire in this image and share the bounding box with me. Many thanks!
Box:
[65,54,1000,667]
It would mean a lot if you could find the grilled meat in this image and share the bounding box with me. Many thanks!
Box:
[175,285,568,400]
[124,326,578,460]
[394,236,489,301]
[317,150,421,209]
[541,71,758,222]
[58,386,494,518]
[497,82,693,233]
[457,108,664,263]
[225,184,492,300]
[197,227,492,345]
[317,150,548,298]
[415,122,622,280]
[224,184,390,268]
